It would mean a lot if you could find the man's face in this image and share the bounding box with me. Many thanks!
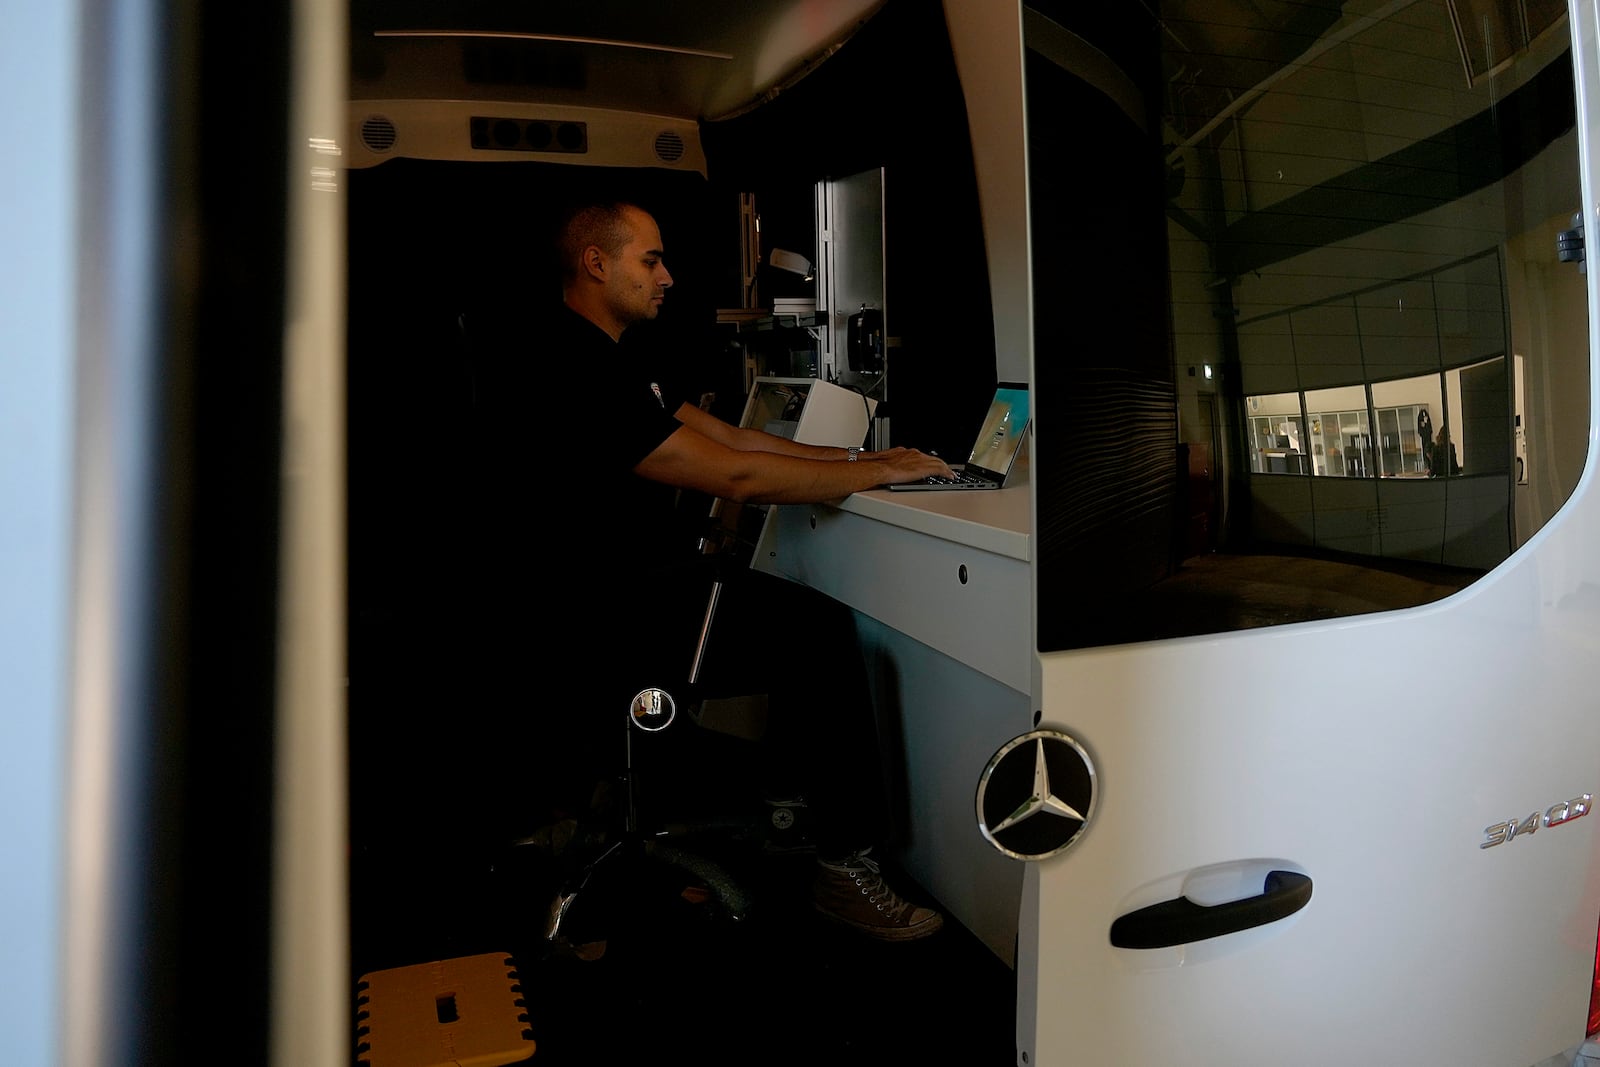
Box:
[603,206,674,327]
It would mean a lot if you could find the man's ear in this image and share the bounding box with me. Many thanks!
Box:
[582,246,606,280]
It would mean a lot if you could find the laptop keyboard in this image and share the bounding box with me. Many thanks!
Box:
[923,469,992,486]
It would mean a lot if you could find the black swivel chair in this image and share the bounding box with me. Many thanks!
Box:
[533,538,787,957]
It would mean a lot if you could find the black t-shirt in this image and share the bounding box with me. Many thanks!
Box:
[470,304,718,657]
[481,305,712,565]
[557,307,724,674]
[460,305,714,798]
[547,305,706,570]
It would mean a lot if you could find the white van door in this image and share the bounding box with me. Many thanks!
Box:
[977,1,1600,1063]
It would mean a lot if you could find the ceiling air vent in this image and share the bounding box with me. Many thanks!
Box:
[469,117,587,154]
[360,115,398,153]
[654,130,686,164]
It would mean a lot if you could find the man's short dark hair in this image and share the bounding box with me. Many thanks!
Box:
[557,201,645,283]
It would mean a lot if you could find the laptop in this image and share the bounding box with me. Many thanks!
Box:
[889,382,1030,491]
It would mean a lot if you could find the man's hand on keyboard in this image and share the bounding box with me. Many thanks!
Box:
[872,447,954,485]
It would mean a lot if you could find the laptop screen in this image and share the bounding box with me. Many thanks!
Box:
[965,383,1030,479]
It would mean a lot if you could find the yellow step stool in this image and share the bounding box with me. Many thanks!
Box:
[356,951,535,1067]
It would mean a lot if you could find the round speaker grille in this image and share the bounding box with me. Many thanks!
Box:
[654,130,686,163]
[361,115,397,153]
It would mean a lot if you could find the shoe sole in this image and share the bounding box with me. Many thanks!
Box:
[813,905,944,942]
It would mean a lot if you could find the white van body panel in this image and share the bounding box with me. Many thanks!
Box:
[1017,3,1600,1058]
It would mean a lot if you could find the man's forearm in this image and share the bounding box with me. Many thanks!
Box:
[743,430,850,460]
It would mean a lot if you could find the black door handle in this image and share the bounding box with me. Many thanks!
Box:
[1109,870,1313,949]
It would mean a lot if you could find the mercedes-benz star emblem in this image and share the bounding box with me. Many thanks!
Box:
[975,729,1096,861]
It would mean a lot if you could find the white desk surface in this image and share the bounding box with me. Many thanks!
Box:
[833,486,1031,561]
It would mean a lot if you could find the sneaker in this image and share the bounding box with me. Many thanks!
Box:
[812,849,944,941]
[761,794,815,855]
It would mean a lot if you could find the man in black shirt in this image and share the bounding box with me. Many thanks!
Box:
[557,203,947,556]
[545,199,952,940]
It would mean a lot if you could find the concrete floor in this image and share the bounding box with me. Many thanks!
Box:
[1139,549,1484,638]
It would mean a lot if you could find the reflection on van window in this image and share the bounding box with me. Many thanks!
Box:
[1245,392,1305,474]
[1027,0,1588,650]
[1305,387,1374,478]
[1246,352,1515,485]
[1252,376,1487,481]
[1370,375,1442,479]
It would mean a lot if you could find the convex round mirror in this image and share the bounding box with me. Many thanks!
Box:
[629,687,676,732]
